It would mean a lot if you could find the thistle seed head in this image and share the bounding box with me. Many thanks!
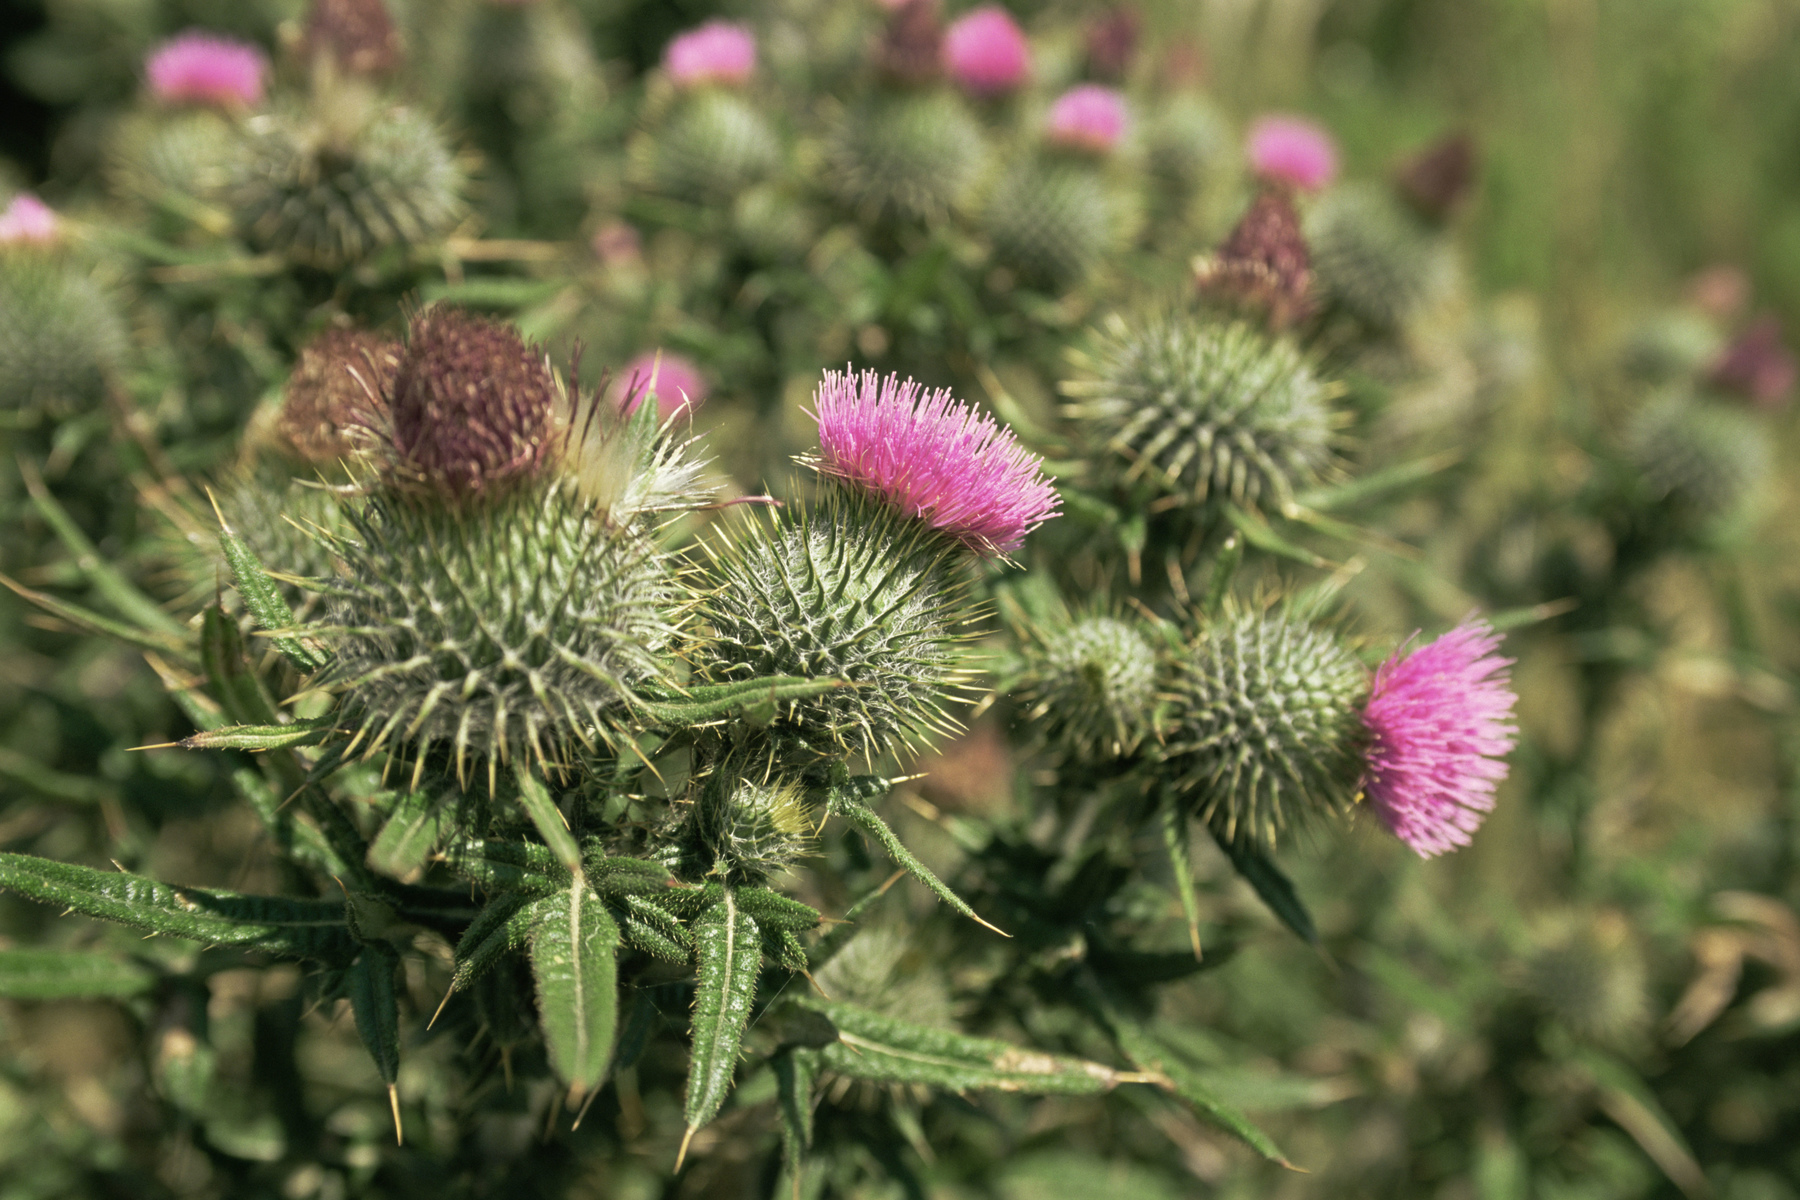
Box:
[277,328,398,468]
[1194,188,1314,331]
[1395,131,1476,224]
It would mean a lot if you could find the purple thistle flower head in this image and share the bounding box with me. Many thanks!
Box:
[1360,619,1518,858]
[613,350,708,421]
[146,31,268,108]
[0,193,59,246]
[943,6,1030,97]
[1046,84,1129,154]
[812,368,1059,556]
[1247,114,1338,192]
[664,21,757,89]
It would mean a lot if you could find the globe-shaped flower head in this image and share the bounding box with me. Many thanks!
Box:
[146,31,268,107]
[1046,85,1129,155]
[664,21,756,89]
[0,194,58,246]
[1359,619,1518,857]
[1247,114,1337,192]
[812,369,1059,556]
[943,6,1030,96]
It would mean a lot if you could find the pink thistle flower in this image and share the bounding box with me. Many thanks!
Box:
[1360,619,1518,858]
[1247,114,1338,192]
[943,6,1030,97]
[663,21,756,89]
[812,368,1059,556]
[1046,84,1129,153]
[614,351,708,420]
[145,31,268,108]
[1708,315,1796,410]
[0,193,59,246]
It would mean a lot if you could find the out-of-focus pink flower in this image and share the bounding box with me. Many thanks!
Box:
[1084,7,1140,81]
[812,368,1059,556]
[1687,265,1750,322]
[1708,316,1796,410]
[146,31,268,107]
[590,221,642,268]
[1247,114,1338,192]
[1046,84,1129,153]
[943,6,1030,97]
[1360,620,1518,858]
[0,193,60,246]
[664,21,756,89]
[616,351,708,420]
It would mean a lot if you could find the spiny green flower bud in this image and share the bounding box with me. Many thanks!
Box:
[1305,182,1455,333]
[699,490,973,764]
[107,108,239,212]
[635,90,779,206]
[1163,613,1366,845]
[693,774,815,882]
[985,159,1136,289]
[0,254,128,420]
[828,91,987,223]
[1625,390,1770,530]
[1145,94,1233,197]
[1618,311,1722,386]
[1521,911,1650,1047]
[233,102,463,270]
[1062,311,1336,513]
[1019,615,1160,761]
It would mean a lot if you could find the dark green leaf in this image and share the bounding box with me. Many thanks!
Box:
[683,890,760,1147]
[735,886,823,934]
[367,788,458,884]
[349,944,402,1085]
[1212,831,1319,946]
[181,719,335,752]
[775,1047,818,1190]
[450,893,535,994]
[1161,803,1204,961]
[0,947,158,999]
[1202,535,1242,618]
[588,854,679,897]
[617,894,693,962]
[199,604,281,726]
[516,768,582,872]
[635,675,849,727]
[22,461,187,636]
[217,525,327,672]
[439,840,568,894]
[0,572,192,659]
[827,788,1002,935]
[530,877,621,1100]
[1221,503,1326,568]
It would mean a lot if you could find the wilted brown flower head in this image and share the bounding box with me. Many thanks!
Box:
[1084,7,1140,82]
[876,0,944,85]
[1708,315,1796,410]
[304,0,402,77]
[1194,188,1313,331]
[388,309,558,498]
[278,328,399,465]
[1395,131,1476,224]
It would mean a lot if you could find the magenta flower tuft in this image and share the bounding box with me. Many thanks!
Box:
[943,6,1030,97]
[0,193,59,246]
[663,21,757,89]
[1360,619,1518,858]
[813,368,1059,556]
[615,351,708,420]
[146,31,268,107]
[1247,114,1338,192]
[1046,84,1129,153]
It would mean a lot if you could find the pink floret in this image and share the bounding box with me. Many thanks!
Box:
[813,369,1059,556]
[0,193,59,245]
[146,31,268,107]
[943,6,1030,97]
[1360,620,1518,858]
[1247,114,1338,192]
[664,21,757,89]
[1046,84,1129,153]
[615,351,708,420]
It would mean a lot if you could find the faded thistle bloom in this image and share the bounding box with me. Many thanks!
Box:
[874,0,944,85]
[303,0,403,77]
[1359,619,1518,858]
[1194,188,1314,331]
[1046,85,1129,154]
[614,351,707,421]
[812,369,1059,556]
[1084,7,1141,81]
[146,32,268,107]
[1395,131,1476,224]
[1247,114,1337,192]
[0,194,58,246]
[664,21,756,89]
[277,328,399,466]
[1708,316,1795,409]
[943,6,1030,97]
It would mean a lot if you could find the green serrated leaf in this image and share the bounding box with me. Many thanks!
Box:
[1293,450,1459,513]
[367,788,457,884]
[181,719,335,752]
[617,894,693,962]
[1211,832,1319,946]
[827,787,1001,935]
[200,604,281,726]
[348,943,402,1085]
[217,525,327,672]
[635,676,848,727]
[1160,803,1204,961]
[587,854,679,897]
[0,947,158,999]
[0,852,356,961]
[0,572,192,660]
[775,1046,818,1190]
[440,840,568,894]
[1202,534,1243,618]
[448,893,535,997]
[516,768,582,872]
[530,877,620,1100]
[803,998,1135,1095]
[683,890,760,1148]
[734,886,823,934]
[22,461,187,637]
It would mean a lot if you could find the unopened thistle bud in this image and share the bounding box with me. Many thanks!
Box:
[1521,910,1650,1047]
[829,92,987,223]
[232,103,463,270]
[1019,615,1159,761]
[1394,131,1475,225]
[985,158,1136,288]
[1144,94,1232,198]
[691,772,815,881]
[1194,189,1313,331]
[1625,390,1771,531]
[1062,311,1337,513]
[0,253,128,420]
[1305,182,1455,333]
[638,89,780,206]
[1163,613,1367,845]
[1618,310,1722,386]
[303,0,403,77]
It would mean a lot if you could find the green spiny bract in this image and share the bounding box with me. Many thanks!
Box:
[1305,182,1455,333]
[1019,615,1160,761]
[634,89,780,206]
[318,479,678,782]
[1062,311,1336,513]
[985,158,1136,289]
[827,91,987,224]
[232,102,464,270]
[698,490,973,765]
[1161,612,1367,846]
[0,254,127,419]
[1625,390,1771,531]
